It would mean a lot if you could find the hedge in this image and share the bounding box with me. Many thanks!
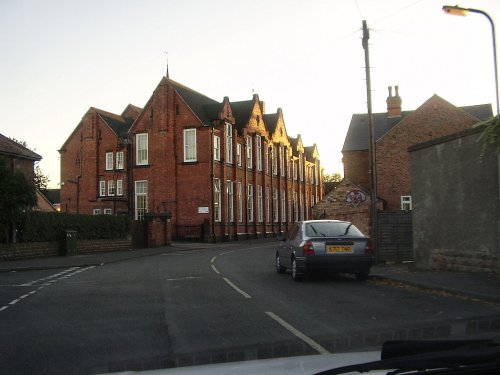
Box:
[15,211,130,242]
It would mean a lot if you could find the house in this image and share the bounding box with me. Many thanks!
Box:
[409,125,499,273]
[313,86,492,259]
[60,77,324,242]
[0,133,41,181]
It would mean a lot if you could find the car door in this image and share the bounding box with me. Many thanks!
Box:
[281,223,300,268]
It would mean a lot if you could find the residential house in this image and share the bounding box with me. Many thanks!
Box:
[0,133,41,181]
[60,77,323,242]
[313,86,492,257]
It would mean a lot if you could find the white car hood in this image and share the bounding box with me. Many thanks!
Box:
[102,351,384,375]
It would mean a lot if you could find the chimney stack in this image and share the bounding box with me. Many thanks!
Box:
[386,85,402,117]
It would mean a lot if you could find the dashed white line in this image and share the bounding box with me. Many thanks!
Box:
[265,311,329,354]
[223,278,252,299]
[1,265,95,313]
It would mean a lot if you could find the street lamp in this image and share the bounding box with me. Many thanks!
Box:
[443,5,499,117]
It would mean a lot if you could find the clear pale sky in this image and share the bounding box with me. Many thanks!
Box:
[1,0,499,187]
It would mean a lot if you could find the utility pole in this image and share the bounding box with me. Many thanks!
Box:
[362,20,378,260]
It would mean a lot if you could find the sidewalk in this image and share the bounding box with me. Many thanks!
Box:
[1,241,499,305]
[371,264,500,305]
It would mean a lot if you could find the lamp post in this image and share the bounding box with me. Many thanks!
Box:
[443,5,499,117]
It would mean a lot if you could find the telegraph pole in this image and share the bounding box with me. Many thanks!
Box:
[362,20,378,260]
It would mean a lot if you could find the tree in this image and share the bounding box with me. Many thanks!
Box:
[0,158,37,243]
[323,172,343,183]
[34,162,50,190]
[323,172,343,195]
[480,116,500,153]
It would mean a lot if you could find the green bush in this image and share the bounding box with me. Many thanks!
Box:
[17,211,130,242]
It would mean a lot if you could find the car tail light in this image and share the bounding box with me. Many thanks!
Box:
[303,241,315,255]
[365,239,374,256]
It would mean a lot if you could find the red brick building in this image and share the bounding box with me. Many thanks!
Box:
[60,77,324,241]
[313,86,492,233]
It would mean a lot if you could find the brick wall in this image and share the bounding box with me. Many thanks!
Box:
[60,109,129,215]
[0,242,60,261]
[312,179,382,236]
[0,238,132,261]
[342,150,369,189]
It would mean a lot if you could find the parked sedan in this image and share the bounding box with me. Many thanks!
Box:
[276,220,374,281]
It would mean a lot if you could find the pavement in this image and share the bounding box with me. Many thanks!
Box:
[1,239,499,305]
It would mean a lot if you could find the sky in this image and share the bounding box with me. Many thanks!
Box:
[1,0,499,188]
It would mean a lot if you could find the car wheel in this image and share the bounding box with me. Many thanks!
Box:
[355,270,369,281]
[291,258,303,282]
[276,253,286,274]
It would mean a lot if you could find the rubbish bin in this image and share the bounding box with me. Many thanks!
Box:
[62,230,78,256]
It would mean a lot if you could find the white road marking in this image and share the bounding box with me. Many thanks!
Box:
[1,265,95,313]
[223,278,252,299]
[165,276,201,281]
[210,256,217,263]
[211,264,220,274]
[265,311,330,354]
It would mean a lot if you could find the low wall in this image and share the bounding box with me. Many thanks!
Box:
[0,238,132,261]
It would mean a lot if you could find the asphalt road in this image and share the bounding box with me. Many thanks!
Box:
[0,241,499,374]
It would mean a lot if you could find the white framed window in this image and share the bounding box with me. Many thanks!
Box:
[293,160,297,180]
[104,208,112,215]
[286,149,291,178]
[272,145,278,175]
[273,189,279,223]
[213,135,221,161]
[99,180,106,197]
[93,208,101,215]
[106,152,113,171]
[265,143,269,174]
[256,135,262,171]
[135,180,148,220]
[116,151,124,169]
[116,179,123,196]
[214,178,221,222]
[238,182,243,222]
[266,187,270,223]
[299,154,303,181]
[237,144,242,166]
[184,128,197,162]
[227,181,234,222]
[107,180,115,196]
[257,185,263,222]
[280,145,285,177]
[246,136,253,169]
[226,123,233,164]
[401,196,412,211]
[288,195,292,223]
[293,192,299,221]
[281,189,286,222]
[247,184,254,222]
[136,133,148,165]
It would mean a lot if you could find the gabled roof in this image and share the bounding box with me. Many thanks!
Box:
[342,101,492,152]
[0,133,41,161]
[96,108,136,139]
[169,78,221,125]
[304,144,319,161]
[263,113,279,134]
[231,100,254,130]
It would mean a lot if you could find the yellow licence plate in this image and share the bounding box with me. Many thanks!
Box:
[327,245,353,253]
